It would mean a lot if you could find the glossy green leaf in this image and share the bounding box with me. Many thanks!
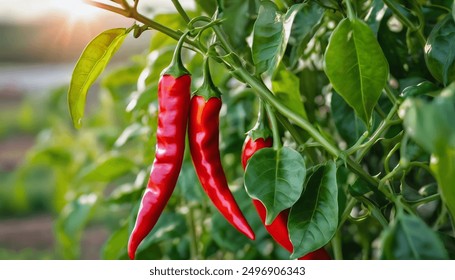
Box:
[68,28,127,128]
[401,81,439,98]
[244,147,306,225]
[424,14,455,86]
[325,18,389,126]
[272,63,307,119]
[79,154,136,182]
[288,161,338,258]
[252,1,303,75]
[380,211,449,259]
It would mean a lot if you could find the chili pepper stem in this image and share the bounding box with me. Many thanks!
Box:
[163,32,190,78]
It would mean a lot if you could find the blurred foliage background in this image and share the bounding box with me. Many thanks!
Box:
[0,0,282,260]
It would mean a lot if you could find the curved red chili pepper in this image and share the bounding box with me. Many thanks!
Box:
[189,95,255,240]
[128,34,191,260]
[242,135,331,260]
[128,74,190,260]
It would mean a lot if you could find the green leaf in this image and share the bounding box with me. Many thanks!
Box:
[424,14,455,86]
[252,2,303,75]
[221,0,259,51]
[101,64,143,100]
[55,193,98,259]
[331,91,367,147]
[365,0,385,35]
[244,147,306,225]
[400,84,455,155]
[288,2,325,67]
[195,0,217,15]
[272,63,307,119]
[325,18,389,126]
[400,83,455,219]
[430,148,455,221]
[102,222,129,260]
[401,81,439,98]
[380,211,449,259]
[134,212,187,259]
[79,154,136,182]
[288,161,338,259]
[68,28,127,128]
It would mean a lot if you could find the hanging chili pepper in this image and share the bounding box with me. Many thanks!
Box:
[128,33,191,260]
[242,104,330,260]
[188,58,255,240]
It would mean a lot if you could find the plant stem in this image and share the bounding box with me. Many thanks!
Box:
[84,0,198,48]
[171,0,191,23]
[266,104,281,150]
[356,103,399,162]
[84,0,129,16]
[344,0,355,20]
[234,67,381,187]
[382,0,426,47]
[331,232,343,260]
[384,85,399,105]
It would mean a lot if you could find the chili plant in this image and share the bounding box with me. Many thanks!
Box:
[62,0,455,259]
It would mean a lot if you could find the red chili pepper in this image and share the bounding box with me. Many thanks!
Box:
[128,34,190,260]
[242,128,330,260]
[188,58,255,240]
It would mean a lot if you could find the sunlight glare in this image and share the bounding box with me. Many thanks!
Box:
[52,0,101,22]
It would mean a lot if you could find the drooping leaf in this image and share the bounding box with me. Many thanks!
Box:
[325,18,389,126]
[244,147,306,225]
[425,14,455,86]
[68,28,128,128]
[288,161,338,258]
[380,211,449,259]
[272,63,307,119]
[252,1,303,75]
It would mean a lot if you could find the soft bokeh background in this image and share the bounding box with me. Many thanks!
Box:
[1,0,307,261]
[0,0,180,259]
